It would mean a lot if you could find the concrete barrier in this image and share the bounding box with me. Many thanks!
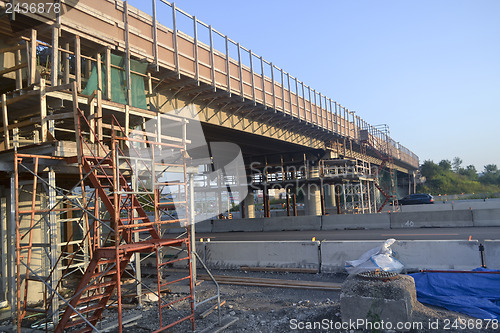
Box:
[263,216,321,232]
[320,240,481,273]
[453,199,500,210]
[399,203,452,212]
[204,241,320,269]
[321,213,390,230]
[472,208,500,227]
[212,218,264,232]
[483,240,500,269]
[391,240,480,271]
[321,241,383,272]
[390,210,473,228]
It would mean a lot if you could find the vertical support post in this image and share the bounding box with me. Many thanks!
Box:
[194,16,199,83]
[287,73,292,116]
[29,29,37,85]
[63,42,70,84]
[280,68,285,113]
[319,93,323,129]
[125,105,130,137]
[74,36,81,92]
[51,26,59,87]
[152,0,159,71]
[105,47,111,100]
[124,1,132,105]
[0,197,7,303]
[132,165,142,305]
[96,52,102,94]
[1,94,9,149]
[237,43,243,100]
[249,50,255,104]
[9,173,16,321]
[301,82,306,121]
[39,79,47,142]
[15,47,22,90]
[270,63,276,111]
[48,168,59,327]
[295,78,300,120]
[189,173,196,282]
[225,36,230,93]
[209,25,216,89]
[172,2,180,77]
[260,56,265,107]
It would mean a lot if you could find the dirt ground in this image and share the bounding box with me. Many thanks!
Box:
[95,269,499,333]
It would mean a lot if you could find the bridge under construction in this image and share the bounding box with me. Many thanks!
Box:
[0,0,419,332]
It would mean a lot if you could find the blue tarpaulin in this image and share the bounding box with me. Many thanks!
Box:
[410,268,500,320]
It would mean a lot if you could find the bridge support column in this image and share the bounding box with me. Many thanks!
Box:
[304,167,322,216]
[243,191,255,219]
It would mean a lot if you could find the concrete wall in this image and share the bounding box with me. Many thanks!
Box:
[322,213,390,230]
[200,240,483,273]
[472,209,500,227]
[203,241,320,270]
[483,240,500,269]
[162,205,500,234]
[263,216,321,231]
[390,210,473,228]
[400,203,453,212]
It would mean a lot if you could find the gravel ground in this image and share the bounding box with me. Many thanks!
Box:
[93,269,499,333]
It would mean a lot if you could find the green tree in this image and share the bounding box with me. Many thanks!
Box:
[438,160,452,172]
[458,165,478,181]
[452,157,463,173]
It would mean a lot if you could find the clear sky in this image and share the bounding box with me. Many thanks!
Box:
[128,0,500,172]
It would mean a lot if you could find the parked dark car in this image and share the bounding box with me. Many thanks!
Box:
[398,193,434,205]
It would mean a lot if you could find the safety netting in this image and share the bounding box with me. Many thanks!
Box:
[410,268,500,320]
[82,53,148,109]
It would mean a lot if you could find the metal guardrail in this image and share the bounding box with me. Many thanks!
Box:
[142,0,419,168]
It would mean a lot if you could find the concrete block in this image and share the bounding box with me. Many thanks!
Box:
[472,208,500,227]
[390,210,473,228]
[321,241,383,273]
[341,275,418,330]
[212,218,264,232]
[204,241,320,269]
[321,213,390,230]
[392,240,480,271]
[321,240,481,273]
[263,215,321,232]
[483,240,500,269]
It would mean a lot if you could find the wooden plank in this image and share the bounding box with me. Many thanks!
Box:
[71,81,82,163]
[0,62,27,76]
[198,300,225,319]
[197,274,341,290]
[40,79,47,141]
[75,36,81,92]
[30,29,37,85]
[105,47,111,100]
[51,27,59,86]
[15,48,22,90]
[1,94,9,149]
[64,42,70,84]
[240,266,318,274]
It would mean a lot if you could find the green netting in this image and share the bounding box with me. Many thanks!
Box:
[82,54,148,109]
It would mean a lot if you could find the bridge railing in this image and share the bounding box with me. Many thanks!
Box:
[144,1,418,168]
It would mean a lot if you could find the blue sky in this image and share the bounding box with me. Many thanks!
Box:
[128,0,500,172]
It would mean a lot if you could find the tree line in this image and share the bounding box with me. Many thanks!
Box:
[418,157,500,195]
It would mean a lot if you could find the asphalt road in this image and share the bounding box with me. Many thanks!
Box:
[197,226,500,243]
